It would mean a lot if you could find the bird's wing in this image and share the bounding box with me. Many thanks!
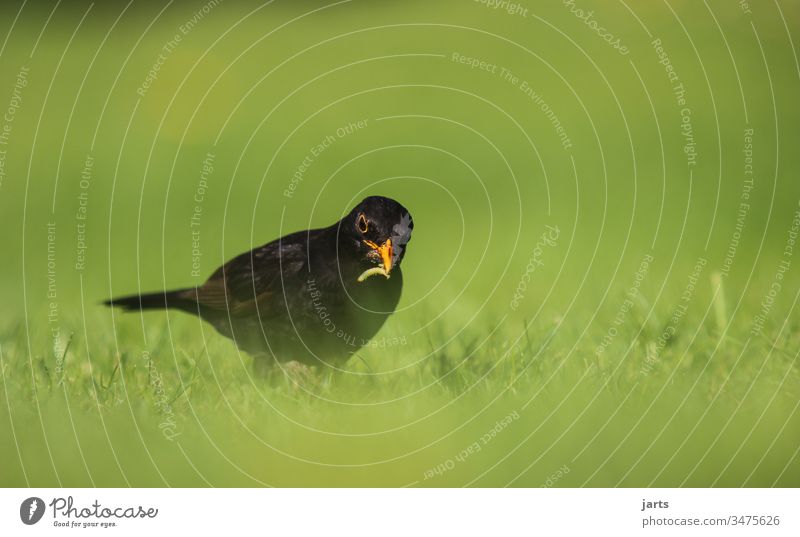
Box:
[192,239,307,317]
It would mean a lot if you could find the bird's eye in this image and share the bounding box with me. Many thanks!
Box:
[356,213,369,234]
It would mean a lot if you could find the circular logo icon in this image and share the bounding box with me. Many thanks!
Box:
[20,497,45,525]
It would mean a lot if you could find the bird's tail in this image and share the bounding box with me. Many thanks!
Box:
[104,288,196,313]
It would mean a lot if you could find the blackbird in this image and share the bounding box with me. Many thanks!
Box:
[106,196,413,375]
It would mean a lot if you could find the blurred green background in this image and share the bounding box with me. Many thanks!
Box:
[0,0,798,487]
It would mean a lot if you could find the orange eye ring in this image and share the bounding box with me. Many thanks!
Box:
[356,213,369,233]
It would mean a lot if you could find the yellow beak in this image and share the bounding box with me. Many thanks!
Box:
[363,238,394,274]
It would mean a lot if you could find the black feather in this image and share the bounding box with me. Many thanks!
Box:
[104,289,194,312]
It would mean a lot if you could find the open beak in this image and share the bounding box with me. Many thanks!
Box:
[363,239,394,274]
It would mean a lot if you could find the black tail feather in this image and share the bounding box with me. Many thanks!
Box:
[104,289,193,312]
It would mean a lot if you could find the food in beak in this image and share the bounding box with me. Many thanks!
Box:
[359,239,394,282]
[357,266,390,282]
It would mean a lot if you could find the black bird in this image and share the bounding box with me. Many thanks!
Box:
[105,196,413,376]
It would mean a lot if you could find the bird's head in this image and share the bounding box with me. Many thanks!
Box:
[338,196,413,282]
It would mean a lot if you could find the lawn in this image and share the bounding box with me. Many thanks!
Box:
[1,0,798,487]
